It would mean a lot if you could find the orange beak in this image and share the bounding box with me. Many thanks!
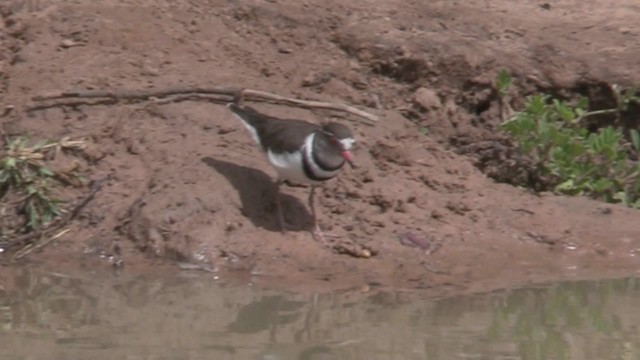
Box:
[341,151,355,168]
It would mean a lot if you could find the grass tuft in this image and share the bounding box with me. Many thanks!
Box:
[0,136,86,236]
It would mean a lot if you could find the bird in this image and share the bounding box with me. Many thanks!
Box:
[226,103,355,241]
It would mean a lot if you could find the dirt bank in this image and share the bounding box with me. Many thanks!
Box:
[1,0,639,296]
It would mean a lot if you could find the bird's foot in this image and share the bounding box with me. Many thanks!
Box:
[311,225,340,243]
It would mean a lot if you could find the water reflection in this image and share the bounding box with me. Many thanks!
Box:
[1,267,640,359]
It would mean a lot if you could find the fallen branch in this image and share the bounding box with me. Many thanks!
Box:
[32,86,240,102]
[29,86,380,122]
[28,98,118,112]
[240,89,379,122]
[1,176,108,260]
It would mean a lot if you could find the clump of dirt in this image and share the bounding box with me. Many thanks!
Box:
[1,0,640,296]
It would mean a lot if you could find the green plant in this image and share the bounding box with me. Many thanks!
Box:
[494,69,515,121]
[494,69,513,98]
[499,73,640,208]
[0,136,85,234]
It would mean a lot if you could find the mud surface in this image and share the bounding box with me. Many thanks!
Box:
[1,0,640,296]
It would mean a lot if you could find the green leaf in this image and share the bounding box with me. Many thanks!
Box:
[0,169,8,184]
[553,99,576,122]
[25,202,39,229]
[39,167,54,177]
[576,96,589,111]
[537,117,550,144]
[555,179,577,193]
[4,157,16,169]
[613,191,627,202]
[527,95,548,117]
[621,85,640,111]
[631,129,640,153]
[495,69,512,95]
[25,184,38,196]
[586,178,614,193]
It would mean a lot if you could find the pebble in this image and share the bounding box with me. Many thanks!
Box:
[413,87,441,110]
[60,39,80,48]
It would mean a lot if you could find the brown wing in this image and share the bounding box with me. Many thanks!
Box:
[228,104,320,153]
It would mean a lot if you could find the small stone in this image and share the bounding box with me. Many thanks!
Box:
[260,67,275,77]
[431,209,444,219]
[301,71,332,87]
[140,65,159,76]
[60,39,79,48]
[597,206,612,215]
[2,105,15,116]
[414,87,441,110]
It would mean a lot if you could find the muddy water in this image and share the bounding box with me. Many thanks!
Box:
[1,267,639,360]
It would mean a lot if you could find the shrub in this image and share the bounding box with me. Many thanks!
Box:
[498,74,640,208]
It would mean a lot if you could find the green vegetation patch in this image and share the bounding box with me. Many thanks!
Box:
[497,71,640,208]
[0,136,86,239]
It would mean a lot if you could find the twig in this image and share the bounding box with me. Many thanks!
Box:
[176,261,218,273]
[12,228,70,260]
[240,89,380,122]
[151,93,231,105]
[573,108,620,124]
[423,261,450,275]
[27,98,118,111]
[31,86,240,101]
[512,207,535,215]
[29,86,380,122]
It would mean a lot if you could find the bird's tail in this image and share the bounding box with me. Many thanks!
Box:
[226,103,266,127]
[226,103,264,146]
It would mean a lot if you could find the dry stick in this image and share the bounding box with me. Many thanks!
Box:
[31,86,241,101]
[28,98,118,111]
[151,93,231,105]
[30,86,380,122]
[241,89,380,122]
[12,229,70,260]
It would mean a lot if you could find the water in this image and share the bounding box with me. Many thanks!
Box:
[1,267,640,360]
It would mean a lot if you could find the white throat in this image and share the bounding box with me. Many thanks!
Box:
[340,137,355,150]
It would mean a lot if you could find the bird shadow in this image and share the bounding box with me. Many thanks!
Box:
[202,157,313,232]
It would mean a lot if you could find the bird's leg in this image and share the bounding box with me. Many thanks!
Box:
[274,179,287,233]
[308,186,323,241]
[308,186,340,242]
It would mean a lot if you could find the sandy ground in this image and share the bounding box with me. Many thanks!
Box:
[1,0,640,296]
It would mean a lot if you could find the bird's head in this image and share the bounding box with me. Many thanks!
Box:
[322,123,355,168]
